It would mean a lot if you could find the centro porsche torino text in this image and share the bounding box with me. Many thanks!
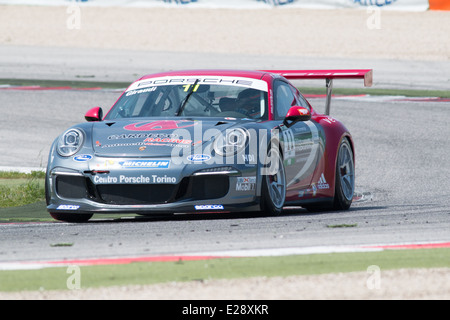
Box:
[93,175,176,184]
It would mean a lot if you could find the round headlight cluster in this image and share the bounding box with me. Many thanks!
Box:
[214,128,248,156]
[57,128,84,157]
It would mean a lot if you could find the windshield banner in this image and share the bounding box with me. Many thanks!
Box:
[127,76,269,93]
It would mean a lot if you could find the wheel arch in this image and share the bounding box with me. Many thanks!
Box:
[313,116,354,199]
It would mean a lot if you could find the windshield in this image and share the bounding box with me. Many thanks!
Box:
[104,77,269,120]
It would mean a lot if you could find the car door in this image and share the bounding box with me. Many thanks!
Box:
[273,79,320,195]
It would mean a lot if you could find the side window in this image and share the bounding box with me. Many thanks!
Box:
[274,80,297,119]
[293,88,311,111]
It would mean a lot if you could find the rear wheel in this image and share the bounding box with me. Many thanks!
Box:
[305,138,354,212]
[260,147,286,216]
[50,212,93,223]
[333,138,355,210]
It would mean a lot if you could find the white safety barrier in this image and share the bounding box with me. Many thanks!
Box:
[0,0,431,11]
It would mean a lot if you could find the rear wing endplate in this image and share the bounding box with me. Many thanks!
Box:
[262,69,373,115]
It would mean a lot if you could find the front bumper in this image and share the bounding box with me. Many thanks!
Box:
[47,157,261,215]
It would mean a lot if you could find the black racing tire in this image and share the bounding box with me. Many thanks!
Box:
[260,146,286,216]
[50,212,93,223]
[333,138,355,211]
[305,138,354,212]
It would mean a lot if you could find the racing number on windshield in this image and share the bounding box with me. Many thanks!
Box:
[183,84,200,92]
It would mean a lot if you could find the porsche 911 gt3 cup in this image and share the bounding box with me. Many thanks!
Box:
[46,69,372,222]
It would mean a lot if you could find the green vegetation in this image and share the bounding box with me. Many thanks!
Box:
[327,223,358,228]
[0,248,449,292]
[0,78,129,89]
[0,171,45,208]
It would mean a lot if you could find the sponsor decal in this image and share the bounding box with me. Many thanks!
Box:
[73,154,93,162]
[194,205,224,210]
[323,117,336,125]
[236,176,256,191]
[124,120,197,132]
[57,205,80,210]
[187,154,211,162]
[93,175,118,184]
[93,174,176,184]
[282,128,295,160]
[317,173,330,190]
[119,160,170,169]
[105,133,195,149]
[144,137,192,146]
[107,133,172,140]
[125,86,156,96]
[100,142,145,149]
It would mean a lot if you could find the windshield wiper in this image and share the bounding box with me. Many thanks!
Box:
[176,79,200,116]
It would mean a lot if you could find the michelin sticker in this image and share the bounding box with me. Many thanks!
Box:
[119,160,170,169]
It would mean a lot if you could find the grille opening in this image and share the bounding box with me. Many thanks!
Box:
[190,175,229,200]
[56,175,87,199]
[96,184,178,205]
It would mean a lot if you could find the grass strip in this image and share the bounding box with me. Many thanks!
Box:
[0,172,45,208]
[0,248,448,292]
[0,78,129,89]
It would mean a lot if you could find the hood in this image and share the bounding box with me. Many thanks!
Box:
[91,118,247,157]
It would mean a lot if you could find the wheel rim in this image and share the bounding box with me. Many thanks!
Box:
[265,149,286,209]
[338,142,355,201]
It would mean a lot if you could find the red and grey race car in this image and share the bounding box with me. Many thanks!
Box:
[46,69,372,222]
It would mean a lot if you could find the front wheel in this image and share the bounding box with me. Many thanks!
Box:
[260,147,286,216]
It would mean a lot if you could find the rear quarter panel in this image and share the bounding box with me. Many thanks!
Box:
[311,114,354,200]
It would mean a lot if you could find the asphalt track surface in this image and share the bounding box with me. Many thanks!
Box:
[1,84,450,264]
[0,46,449,265]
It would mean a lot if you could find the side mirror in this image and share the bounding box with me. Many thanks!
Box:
[283,106,311,127]
[85,107,103,122]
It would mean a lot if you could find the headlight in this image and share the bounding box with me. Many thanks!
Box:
[214,128,248,156]
[57,128,84,157]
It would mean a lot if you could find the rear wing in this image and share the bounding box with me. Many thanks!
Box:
[262,69,373,115]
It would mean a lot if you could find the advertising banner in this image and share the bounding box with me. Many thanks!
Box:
[290,0,430,10]
[0,0,431,10]
[429,0,450,10]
